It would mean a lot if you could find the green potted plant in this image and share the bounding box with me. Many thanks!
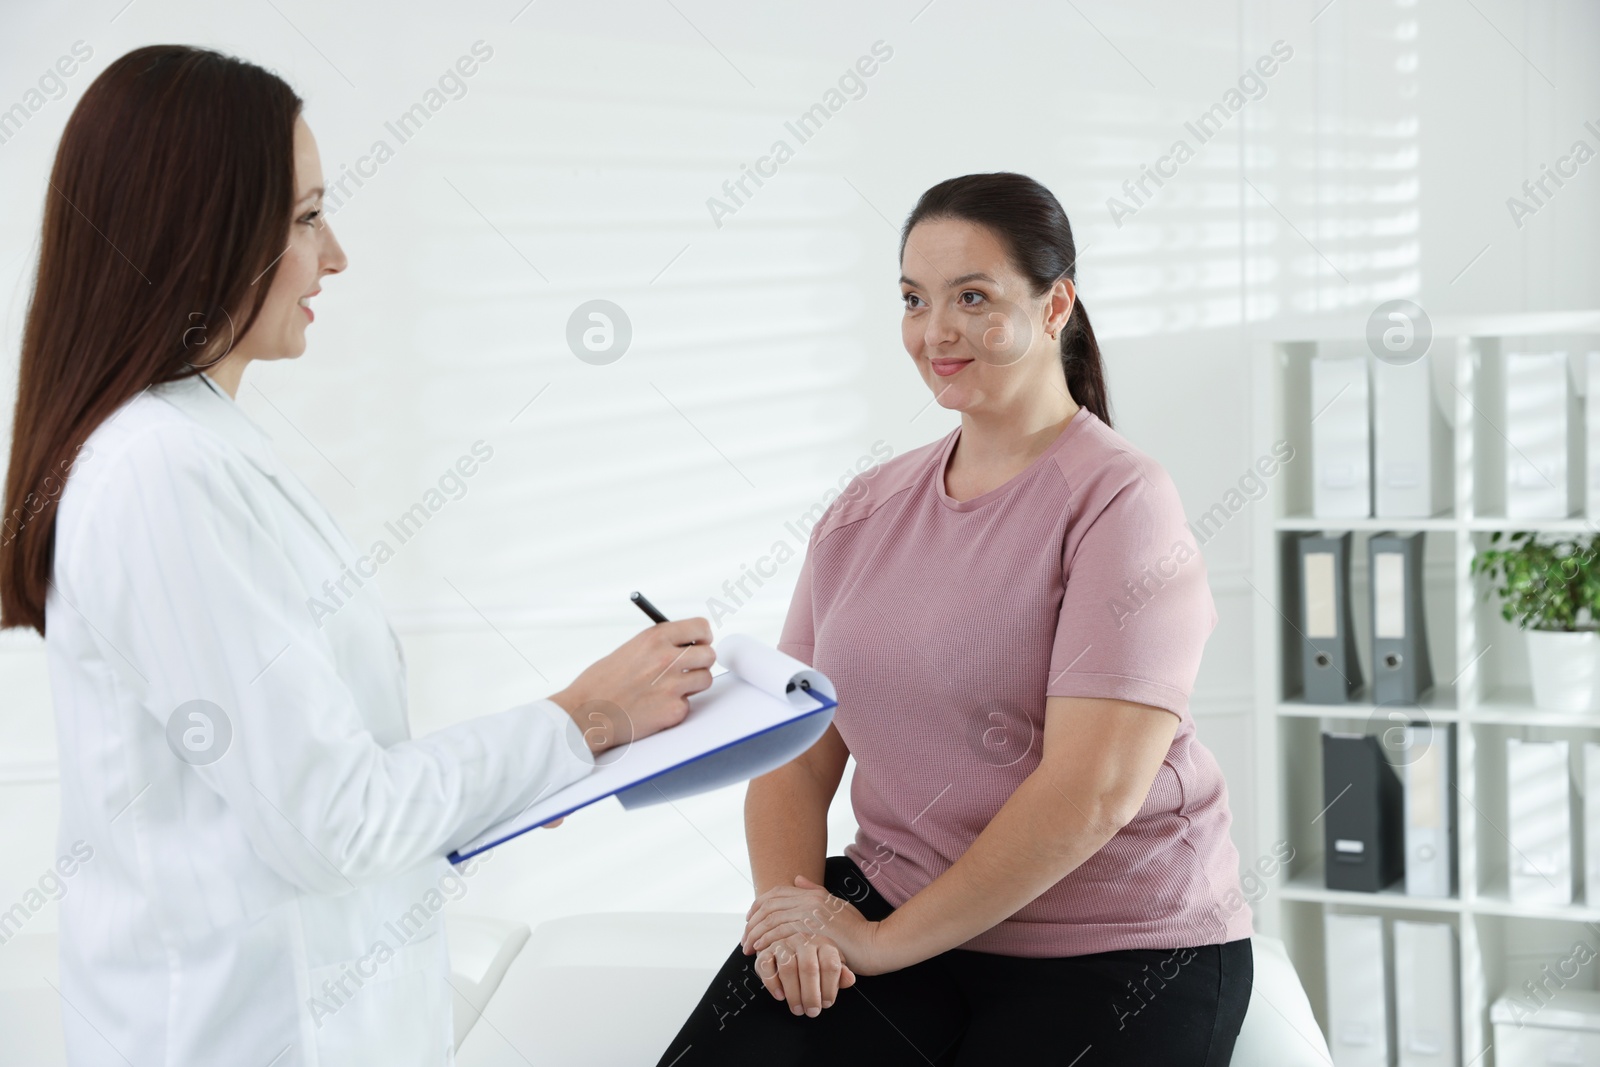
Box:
[1471,530,1600,711]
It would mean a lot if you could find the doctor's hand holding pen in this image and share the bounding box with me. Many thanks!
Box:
[547,613,716,754]
[536,598,712,829]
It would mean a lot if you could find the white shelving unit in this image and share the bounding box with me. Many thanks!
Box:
[1251,311,1600,1067]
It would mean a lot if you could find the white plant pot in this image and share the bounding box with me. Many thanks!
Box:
[1526,628,1600,712]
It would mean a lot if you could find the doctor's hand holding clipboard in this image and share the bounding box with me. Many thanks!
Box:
[0,45,712,1067]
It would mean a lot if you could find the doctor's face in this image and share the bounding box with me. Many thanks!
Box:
[233,115,347,364]
[899,218,1073,416]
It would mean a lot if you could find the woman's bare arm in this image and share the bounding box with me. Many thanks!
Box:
[745,722,851,896]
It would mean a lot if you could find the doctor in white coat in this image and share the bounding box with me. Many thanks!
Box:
[0,45,713,1065]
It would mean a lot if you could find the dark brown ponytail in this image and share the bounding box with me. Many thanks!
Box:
[1061,297,1109,429]
[899,172,1111,428]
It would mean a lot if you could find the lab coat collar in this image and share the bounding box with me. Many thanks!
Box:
[151,372,279,477]
[151,372,360,565]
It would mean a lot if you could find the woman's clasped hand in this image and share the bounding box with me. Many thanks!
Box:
[740,874,887,1018]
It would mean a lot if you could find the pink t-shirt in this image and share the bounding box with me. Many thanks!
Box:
[779,406,1253,957]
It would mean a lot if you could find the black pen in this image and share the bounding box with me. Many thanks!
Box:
[630,591,701,648]
[629,590,669,625]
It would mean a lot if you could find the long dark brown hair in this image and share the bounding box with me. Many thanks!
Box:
[1,45,302,634]
[899,172,1110,428]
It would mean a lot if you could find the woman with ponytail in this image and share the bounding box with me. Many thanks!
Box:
[662,173,1252,1066]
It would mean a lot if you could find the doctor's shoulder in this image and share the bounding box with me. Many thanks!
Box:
[54,390,259,561]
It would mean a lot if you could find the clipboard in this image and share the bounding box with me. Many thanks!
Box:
[447,634,838,863]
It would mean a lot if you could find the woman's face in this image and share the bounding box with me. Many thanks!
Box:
[231,115,346,364]
[899,218,1073,415]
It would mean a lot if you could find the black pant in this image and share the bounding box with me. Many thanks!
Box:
[657,855,1252,1066]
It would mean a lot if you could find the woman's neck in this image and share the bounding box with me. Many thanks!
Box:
[956,388,1080,469]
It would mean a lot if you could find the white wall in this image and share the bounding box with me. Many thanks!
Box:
[0,0,1595,938]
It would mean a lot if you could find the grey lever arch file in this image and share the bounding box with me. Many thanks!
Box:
[1299,531,1363,703]
[1369,531,1434,705]
[1323,731,1405,892]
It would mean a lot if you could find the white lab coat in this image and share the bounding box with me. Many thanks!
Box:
[45,372,594,1066]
